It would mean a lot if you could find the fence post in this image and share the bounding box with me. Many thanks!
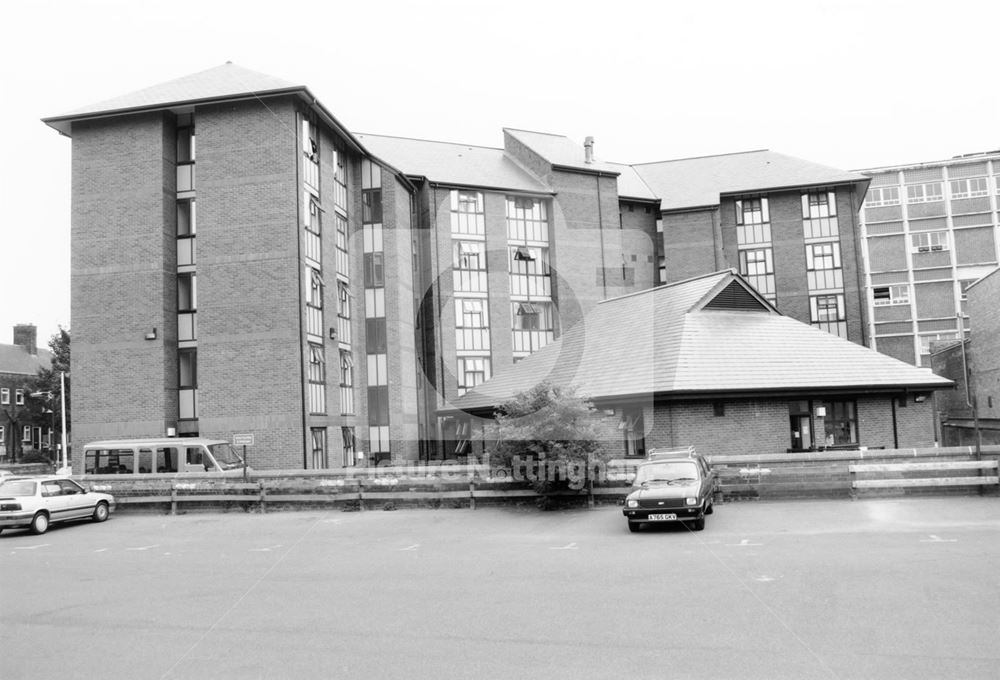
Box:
[358,477,365,511]
[170,483,177,516]
[469,479,476,511]
[259,481,266,514]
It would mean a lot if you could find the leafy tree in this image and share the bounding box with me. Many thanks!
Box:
[28,328,71,461]
[489,382,606,506]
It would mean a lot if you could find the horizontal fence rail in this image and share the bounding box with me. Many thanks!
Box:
[6,446,996,513]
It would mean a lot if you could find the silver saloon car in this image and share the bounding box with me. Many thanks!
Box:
[0,476,116,535]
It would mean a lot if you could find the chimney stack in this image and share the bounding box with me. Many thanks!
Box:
[13,324,37,356]
[584,136,594,164]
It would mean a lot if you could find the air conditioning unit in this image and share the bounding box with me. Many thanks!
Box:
[917,246,930,252]
[931,245,944,251]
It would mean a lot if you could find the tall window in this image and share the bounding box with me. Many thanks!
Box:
[177,273,197,312]
[453,241,488,293]
[738,248,775,300]
[337,281,352,345]
[455,298,490,352]
[810,294,847,338]
[621,408,646,457]
[310,428,327,469]
[506,196,548,242]
[802,191,839,238]
[363,252,384,288]
[457,357,491,396]
[341,426,356,467]
[302,118,319,190]
[178,349,197,420]
[176,117,195,193]
[308,344,326,414]
[511,301,555,355]
[451,191,485,236]
[176,199,196,266]
[339,351,354,415]
[306,267,324,337]
[0,388,8,405]
[805,242,843,291]
[508,245,551,298]
[304,193,322,264]
[15,389,25,406]
[735,197,771,245]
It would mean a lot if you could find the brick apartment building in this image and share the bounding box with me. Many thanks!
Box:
[43,63,913,469]
[0,325,53,461]
[856,150,1000,366]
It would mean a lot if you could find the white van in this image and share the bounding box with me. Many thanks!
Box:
[82,438,247,475]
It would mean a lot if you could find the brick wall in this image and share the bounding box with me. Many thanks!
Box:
[969,270,1000,419]
[70,113,176,462]
[194,100,304,469]
[661,209,721,282]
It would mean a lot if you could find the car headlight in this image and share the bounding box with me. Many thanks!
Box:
[627,499,639,508]
[685,497,698,506]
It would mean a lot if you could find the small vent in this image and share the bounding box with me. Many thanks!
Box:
[703,281,769,311]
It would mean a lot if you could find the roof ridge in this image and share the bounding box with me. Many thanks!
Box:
[357,133,502,152]
[632,149,771,167]
[597,270,736,305]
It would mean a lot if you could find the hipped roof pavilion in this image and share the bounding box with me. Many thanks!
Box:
[445,270,953,416]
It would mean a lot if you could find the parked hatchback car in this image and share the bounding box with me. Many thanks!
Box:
[0,476,116,535]
[622,451,717,532]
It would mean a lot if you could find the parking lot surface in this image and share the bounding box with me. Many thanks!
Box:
[2,497,999,679]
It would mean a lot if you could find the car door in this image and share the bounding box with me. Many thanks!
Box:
[56,480,93,520]
[40,480,72,521]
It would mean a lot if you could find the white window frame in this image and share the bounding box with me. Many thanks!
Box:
[906,182,943,204]
[15,389,24,406]
[873,284,910,306]
[0,388,8,405]
[910,231,948,253]
[949,177,989,200]
[866,186,900,208]
[22,425,31,442]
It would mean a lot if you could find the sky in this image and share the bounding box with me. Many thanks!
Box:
[1,0,997,346]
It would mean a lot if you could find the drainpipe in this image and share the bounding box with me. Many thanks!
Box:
[890,395,899,449]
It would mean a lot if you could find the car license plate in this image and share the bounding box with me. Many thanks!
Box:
[647,513,677,521]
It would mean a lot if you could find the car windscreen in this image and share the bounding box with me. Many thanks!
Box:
[0,480,37,496]
[208,443,244,470]
[635,461,699,485]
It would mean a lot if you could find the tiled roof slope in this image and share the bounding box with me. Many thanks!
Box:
[447,271,953,413]
[504,129,622,175]
[0,344,52,376]
[45,63,302,122]
[634,150,870,211]
[357,134,550,194]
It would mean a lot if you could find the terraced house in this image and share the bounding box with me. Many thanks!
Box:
[43,63,944,469]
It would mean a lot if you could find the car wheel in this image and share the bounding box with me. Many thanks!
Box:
[30,512,50,535]
[628,522,641,533]
[690,517,705,531]
[92,502,109,523]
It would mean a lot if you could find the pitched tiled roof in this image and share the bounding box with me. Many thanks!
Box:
[503,129,623,176]
[357,134,551,194]
[43,63,306,136]
[446,271,953,413]
[0,344,52,377]
[634,150,870,211]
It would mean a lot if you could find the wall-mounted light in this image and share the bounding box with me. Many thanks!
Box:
[815,406,827,417]
[145,328,157,340]
[914,394,927,403]
[329,327,337,340]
